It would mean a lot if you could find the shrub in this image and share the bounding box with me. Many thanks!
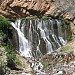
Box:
[0,15,10,26]
[0,15,10,34]
[6,45,16,69]
[0,15,12,45]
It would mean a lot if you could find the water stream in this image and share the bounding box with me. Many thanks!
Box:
[11,18,67,74]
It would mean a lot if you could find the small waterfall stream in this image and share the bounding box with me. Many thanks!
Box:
[11,18,68,75]
[11,20,32,58]
[37,22,53,53]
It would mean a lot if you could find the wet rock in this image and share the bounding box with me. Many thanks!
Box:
[39,38,47,55]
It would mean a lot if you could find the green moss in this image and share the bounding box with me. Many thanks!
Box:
[21,16,37,20]
[61,19,72,41]
[15,56,22,66]
[21,18,26,21]
[41,16,51,20]
[60,45,72,54]
[21,16,51,20]
[43,61,51,69]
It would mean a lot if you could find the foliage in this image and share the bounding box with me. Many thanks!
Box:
[43,61,51,69]
[61,19,72,41]
[0,15,13,46]
[0,15,21,69]
[60,44,72,54]
[0,15,10,34]
[15,56,22,66]
[5,44,16,69]
[6,45,16,61]
[0,15,10,26]
[5,44,21,69]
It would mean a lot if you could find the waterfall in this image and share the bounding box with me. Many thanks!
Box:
[37,22,53,53]
[11,18,67,57]
[11,20,32,58]
[10,18,68,74]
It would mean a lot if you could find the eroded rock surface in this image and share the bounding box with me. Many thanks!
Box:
[1,0,75,35]
[0,0,75,20]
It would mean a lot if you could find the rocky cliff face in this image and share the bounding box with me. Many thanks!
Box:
[0,0,75,34]
[0,0,75,20]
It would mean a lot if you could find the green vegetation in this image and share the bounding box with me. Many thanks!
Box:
[0,15,21,70]
[21,16,37,20]
[5,44,16,69]
[61,19,72,41]
[5,44,21,69]
[0,15,11,45]
[43,61,51,69]
[0,15,10,26]
[61,45,71,53]
[41,16,51,20]
[60,38,74,54]
[15,56,22,66]
[0,15,10,33]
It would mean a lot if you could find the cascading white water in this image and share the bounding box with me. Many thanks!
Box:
[11,20,44,74]
[56,19,67,46]
[59,37,67,45]
[11,19,66,57]
[10,18,68,75]
[37,22,53,53]
[11,19,67,56]
[11,20,32,58]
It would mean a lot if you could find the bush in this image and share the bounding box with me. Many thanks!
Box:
[0,15,12,45]
[0,15,10,34]
[0,15,18,70]
[6,45,16,69]
[0,15,10,26]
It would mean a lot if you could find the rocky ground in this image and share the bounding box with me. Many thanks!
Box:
[0,22,75,75]
[39,37,75,75]
[0,32,34,75]
[0,1,75,75]
[0,30,75,75]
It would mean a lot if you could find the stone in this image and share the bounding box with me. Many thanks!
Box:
[22,72,31,75]
[0,0,75,20]
[73,72,75,75]
[57,70,63,75]
[73,19,75,25]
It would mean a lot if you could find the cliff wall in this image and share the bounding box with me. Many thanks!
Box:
[0,0,75,34]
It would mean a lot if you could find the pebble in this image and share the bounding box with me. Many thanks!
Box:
[22,72,31,75]
[57,70,63,74]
